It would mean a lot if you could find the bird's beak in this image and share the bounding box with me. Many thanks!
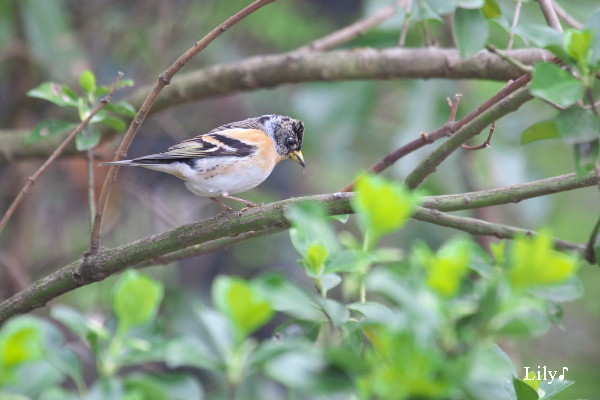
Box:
[289,150,305,168]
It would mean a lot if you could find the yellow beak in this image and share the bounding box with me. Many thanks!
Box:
[289,150,305,168]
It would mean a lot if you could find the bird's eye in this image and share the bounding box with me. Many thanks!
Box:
[286,137,296,146]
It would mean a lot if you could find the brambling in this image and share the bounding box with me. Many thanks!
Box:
[101,114,305,214]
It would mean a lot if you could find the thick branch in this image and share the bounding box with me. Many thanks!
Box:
[1,48,550,165]
[132,48,549,116]
[421,171,598,211]
[1,174,595,324]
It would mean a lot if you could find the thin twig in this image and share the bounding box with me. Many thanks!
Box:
[412,207,585,253]
[86,149,96,229]
[447,93,462,123]
[88,0,278,254]
[0,72,123,234]
[537,0,563,32]
[584,215,600,265]
[551,0,583,29]
[461,122,495,150]
[296,1,402,52]
[340,73,531,192]
[507,0,522,50]
[404,86,532,189]
[486,44,532,73]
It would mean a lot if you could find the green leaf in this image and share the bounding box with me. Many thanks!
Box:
[50,305,92,338]
[520,121,560,144]
[513,376,539,400]
[79,69,96,95]
[481,0,501,18]
[287,202,339,255]
[113,270,164,334]
[453,8,489,58]
[25,120,77,144]
[457,0,483,8]
[75,125,101,151]
[554,108,600,144]
[530,62,584,107]
[254,274,322,321]
[351,174,419,247]
[27,82,78,107]
[304,242,328,277]
[0,317,44,369]
[515,25,570,61]
[104,101,137,118]
[213,276,273,342]
[422,238,471,297]
[574,139,599,178]
[100,116,127,132]
[412,0,457,21]
[508,232,578,290]
[564,29,593,66]
[539,377,574,399]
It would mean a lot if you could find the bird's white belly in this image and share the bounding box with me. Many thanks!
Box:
[183,158,273,197]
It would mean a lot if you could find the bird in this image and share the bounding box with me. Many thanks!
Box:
[101,114,305,215]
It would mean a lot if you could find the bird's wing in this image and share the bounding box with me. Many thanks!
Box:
[129,130,260,164]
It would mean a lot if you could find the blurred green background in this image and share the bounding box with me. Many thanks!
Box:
[0,0,598,397]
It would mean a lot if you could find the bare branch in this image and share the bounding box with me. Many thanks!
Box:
[551,0,583,29]
[341,74,531,192]
[89,0,278,254]
[296,1,402,52]
[412,207,585,253]
[0,72,123,234]
[461,122,495,150]
[537,0,563,32]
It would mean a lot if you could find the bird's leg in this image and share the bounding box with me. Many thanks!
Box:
[209,196,233,217]
[221,194,262,218]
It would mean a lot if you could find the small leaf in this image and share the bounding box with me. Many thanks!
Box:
[554,108,600,144]
[453,8,489,58]
[213,276,273,343]
[254,274,322,321]
[100,116,127,132]
[515,25,570,61]
[520,121,560,144]
[530,62,584,107]
[304,242,328,277]
[105,101,136,118]
[50,305,92,338]
[27,82,78,107]
[481,0,501,18]
[75,125,101,151]
[25,120,77,144]
[113,270,164,334]
[79,69,96,95]
[564,29,592,66]
[508,232,578,290]
[422,239,471,297]
[412,0,457,21]
[457,0,483,8]
[513,376,539,400]
[352,174,419,247]
[0,316,44,369]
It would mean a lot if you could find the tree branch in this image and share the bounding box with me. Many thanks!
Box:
[412,207,585,253]
[132,48,549,116]
[537,0,563,32]
[89,0,278,254]
[0,73,123,234]
[420,171,598,211]
[2,170,595,324]
[0,48,550,165]
[404,85,533,189]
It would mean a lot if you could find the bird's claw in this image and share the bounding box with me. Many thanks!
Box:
[236,202,262,219]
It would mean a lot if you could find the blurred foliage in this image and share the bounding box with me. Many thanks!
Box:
[0,176,583,399]
[0,0,599,399]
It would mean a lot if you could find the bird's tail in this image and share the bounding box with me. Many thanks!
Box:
[99,160,143,167]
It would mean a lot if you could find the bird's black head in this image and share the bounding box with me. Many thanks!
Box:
[259,114,305,166]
